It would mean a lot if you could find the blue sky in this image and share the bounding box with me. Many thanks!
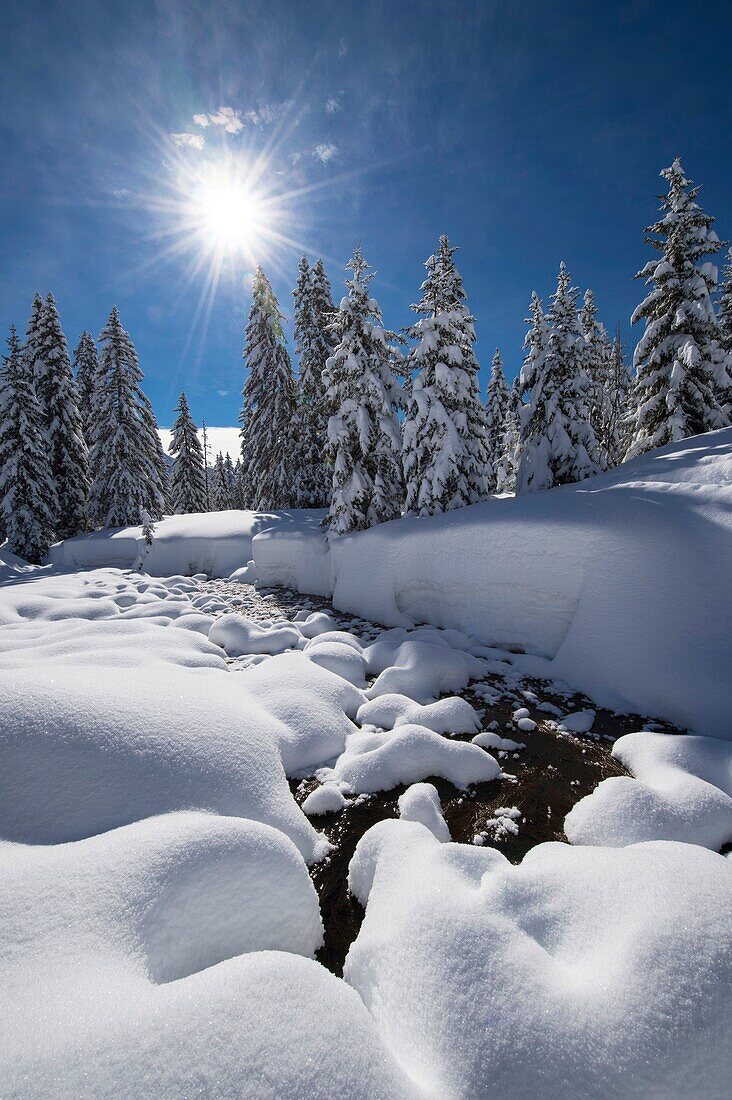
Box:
[1,0,730,429]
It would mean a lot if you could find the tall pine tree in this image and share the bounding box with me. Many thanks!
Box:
[323,247,403,535]
[291,256,332,508]
[578,288,613,468]
[35,294,89,537]
[402,236,489,515]
[0,327,58,563]
[210,452,232,510]
[484,348,512,492]
[88,307,168,528]
[169,391,207,513]
[73,330,101,430]
[626,159,729,459]
[239,268,296,510]
[517,263,602,491]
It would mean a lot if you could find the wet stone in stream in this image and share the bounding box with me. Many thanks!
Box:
[199,578,685,977]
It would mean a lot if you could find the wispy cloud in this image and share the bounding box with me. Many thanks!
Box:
[325,95,343,114]
[190,101,292,134]
[170,132,205,149]
[111,187,131,198]
[314,142,338,163]
[202,106,244,133]
[291,142,338,166]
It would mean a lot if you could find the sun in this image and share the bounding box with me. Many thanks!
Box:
[192,164,268,257]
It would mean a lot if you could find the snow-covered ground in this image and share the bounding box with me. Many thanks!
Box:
[2,429,731,1097]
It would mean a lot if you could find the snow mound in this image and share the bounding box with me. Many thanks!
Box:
[304,636,368,686]
[357,693,481,735]
[208,613,301,656]
[328,723,500,794]
[472,730,525,752]
[398,783,451,841]
[294,610,339,637]
[364,630,485,704]
[1,812,416,1098]
[557,709,596,733]
[302,783,349,816]
[242,652,364,774]
[346,820,732,1099]
[565,732,732,850]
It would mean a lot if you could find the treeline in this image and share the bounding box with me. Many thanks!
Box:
[2,158,731,562]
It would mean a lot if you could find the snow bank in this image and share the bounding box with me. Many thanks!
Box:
[346,820,732,1098]
[49,508,326,578]
[253,430,732,738]
[565,731,732,850]
[364,627,484,703]
[209,613,301,655]
[327,723,500,794]
[0,813,417,1099]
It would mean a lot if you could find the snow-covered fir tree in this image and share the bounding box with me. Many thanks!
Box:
[402,236,489,515]
[210,452,232,510]
[239,268,296,510]
[715,247,732,417]
[88,307,168,528]
[0,327,58,563]
[578,288,613,467]
[518,291,550,398]
[22,292,45,382]
[223,453,236,503]
[484,348,512,491]
[603,328,633,467]
[231,458,247,509]
[35,294,89,537]
[168,391,207,513]
[626,159,729,460]
[291,256,332,508]
[73,330,101,430]
[323,247,403,534]
[495,402,521,493]
[517,263,603,491]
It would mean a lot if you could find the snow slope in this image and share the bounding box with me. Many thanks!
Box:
[49,508,326,577]
[158,424,242,463]
[255,429,732,739]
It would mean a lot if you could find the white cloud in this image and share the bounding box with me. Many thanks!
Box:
[325,95,342,114]
[207,106,244,133]
[170,132,205,150]
[314,142,337,163]
[111,187,131,198]
[192,113,210,128]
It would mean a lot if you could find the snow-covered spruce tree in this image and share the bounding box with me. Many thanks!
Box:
[495,383,522,494]
[626,159,729,460]
[402,235,489,515]
[291,256,332,508]
[517,263,603,492]
[231,458,247,509]
[518,291,550,398]
[224,453,236,503]
[323,247,404,535]
[169,391,207,513]
[34,294,89,537]
[0,327,58,563]
[73,330,101,430]
[22,292,45,382]
[88,307,168,528]
[210,452,232,510]
[239,268,297,510]
[578,288,614,468]
[484,348,512,491]
[603,328,634,468]
[715,247,732,417]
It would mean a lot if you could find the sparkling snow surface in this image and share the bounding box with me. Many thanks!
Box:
[2,429,731,1097]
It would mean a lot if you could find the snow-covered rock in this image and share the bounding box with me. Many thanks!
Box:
[565,732,732,850]
[302,783,349,816]
[357,693,481,735]
[346,820,732,1099]
[398,783,451,841]
[208,613,301,656]
[328,723,500,794]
